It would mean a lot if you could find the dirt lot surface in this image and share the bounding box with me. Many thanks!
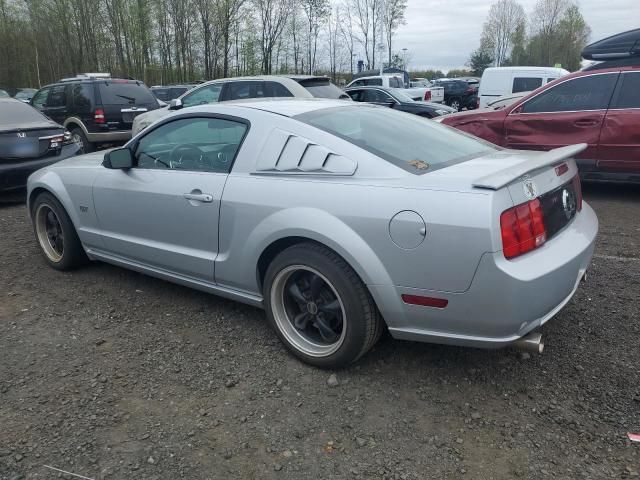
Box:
[1,183,639,480]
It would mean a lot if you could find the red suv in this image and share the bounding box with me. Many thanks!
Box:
[439,64,640,183]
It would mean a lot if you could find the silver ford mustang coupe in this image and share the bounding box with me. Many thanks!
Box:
[27,99,598,368]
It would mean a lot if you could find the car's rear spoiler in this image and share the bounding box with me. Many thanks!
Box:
[473,143,587,190]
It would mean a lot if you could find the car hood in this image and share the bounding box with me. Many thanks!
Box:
[439,108,506,125]
[48,150,107,169]
[132,106,171,134]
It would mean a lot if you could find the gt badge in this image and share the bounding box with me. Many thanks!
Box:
[522,178,538,199]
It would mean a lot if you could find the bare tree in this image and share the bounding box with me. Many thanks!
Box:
[480,0,525,67]
[254,0,292,74]
[301,0,330,74]
[382,0,406,65]
[532,0,570,65]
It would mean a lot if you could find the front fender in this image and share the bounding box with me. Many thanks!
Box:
[27,169,80,227]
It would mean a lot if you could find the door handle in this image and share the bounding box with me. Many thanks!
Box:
[574,119,599,127]
[183,192,213,203]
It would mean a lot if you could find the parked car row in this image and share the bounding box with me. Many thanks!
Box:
[439,29,640,184]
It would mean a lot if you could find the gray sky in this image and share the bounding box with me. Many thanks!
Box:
[388,0,640,72]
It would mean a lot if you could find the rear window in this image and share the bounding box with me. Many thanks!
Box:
[295,106,496,175]
[296,78,346,99]
[0,101,48,126]
[388,77,403,88]
[98,81,156,105]
[512,77,543,93]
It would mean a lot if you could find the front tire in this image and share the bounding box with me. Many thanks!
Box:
[263,243,383,368]
[32,192,88,270]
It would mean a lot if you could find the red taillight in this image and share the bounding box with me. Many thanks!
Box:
[401,294,448,308]
[94,108,105,124]
[573,175,583,211]
[500,199,547,259]
[424,90,431,101]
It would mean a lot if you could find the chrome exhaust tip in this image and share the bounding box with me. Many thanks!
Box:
[513,332,544,354]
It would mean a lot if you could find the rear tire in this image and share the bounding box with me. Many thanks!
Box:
[70,127,94,154]
[263,243,382,369]
[31,192,88,270]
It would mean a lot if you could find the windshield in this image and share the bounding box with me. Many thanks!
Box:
[15,89,37,99]
[98,81,156,105]
[295,106,496,174]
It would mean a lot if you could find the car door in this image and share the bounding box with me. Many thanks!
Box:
[503,72,619,160]
[598,71,640,173]
[92,114,249,281]
[41,84,69,124]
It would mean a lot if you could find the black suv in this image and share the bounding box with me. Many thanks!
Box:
[433,79,478,111]
[30,74,159,153]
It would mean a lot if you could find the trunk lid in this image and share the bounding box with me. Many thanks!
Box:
[0,126,65,160]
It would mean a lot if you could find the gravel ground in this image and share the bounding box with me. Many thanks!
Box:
[1,183,639,480]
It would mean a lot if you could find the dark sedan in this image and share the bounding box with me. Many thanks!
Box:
[345,86,456,118]
[0,98,80,193]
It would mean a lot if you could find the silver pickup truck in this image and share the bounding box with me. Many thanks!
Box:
[346,75,445,103]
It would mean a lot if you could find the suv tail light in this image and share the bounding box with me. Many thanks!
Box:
[94,108,106,124]
[573,175,583,211]
[500,199,547,259]
[424,90,431,101]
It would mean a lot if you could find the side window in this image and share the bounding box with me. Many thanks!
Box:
[389,77,403,88]
[546,77,558,84]
[182,84,223,107]
[227,81,262,100]
[134,117,248,173]
[512,77,543,93]
[265,81,294,98]
[364,78,383,86]
[71,84,92,109]
[613,72,640,109]
[47,85,67,107]
[31,88,50,108]
[346,90,364,102]
[352,80,364,87]
[363,90,392,103]
[521,74,618,114]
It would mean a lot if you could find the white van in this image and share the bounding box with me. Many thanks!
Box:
[478,67,570,108]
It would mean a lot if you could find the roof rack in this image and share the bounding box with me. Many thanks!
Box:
[59,73,112,82]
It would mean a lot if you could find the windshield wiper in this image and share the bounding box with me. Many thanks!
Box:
[116,94,136,104]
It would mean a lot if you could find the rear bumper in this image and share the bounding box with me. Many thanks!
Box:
[0,144,80,192]
[371,202,598,348]
[86,130,131,144]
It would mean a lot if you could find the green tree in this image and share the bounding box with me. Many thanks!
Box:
[467,49,493,76]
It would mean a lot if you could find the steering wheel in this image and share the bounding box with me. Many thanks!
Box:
[214,144,238,169]
[169,144,205,169]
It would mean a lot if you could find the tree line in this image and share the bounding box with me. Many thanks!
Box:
[467,0,591,76]
[0,0,407,90]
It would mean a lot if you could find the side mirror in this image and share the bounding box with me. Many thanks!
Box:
[103,147,134,169]
[169,98,183,110]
